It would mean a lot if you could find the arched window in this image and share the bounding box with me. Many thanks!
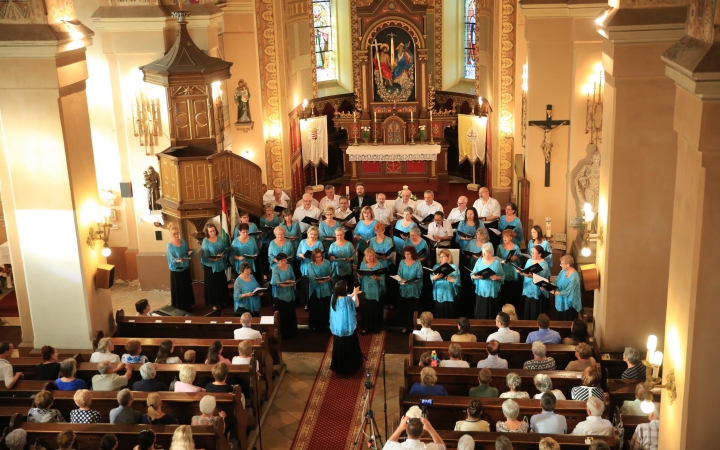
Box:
[313,0,335,82]
[464,0,477,79]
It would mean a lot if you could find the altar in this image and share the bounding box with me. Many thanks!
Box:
[342,143,447,182]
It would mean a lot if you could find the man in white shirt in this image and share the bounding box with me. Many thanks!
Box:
[334,196,356,227]
[412,311,443,342]
[486,312,520,343]
[233,313,263,340]
[427,212,453,248]
[372,193,393,225]
[472,187,501,223]
[92,360,133,391]
[530,392,567,434]
[414,190,443,229]
[292,193,321,234]
[318,185,340,212]
[269,189,288,210]
[476,340,509,369]
[383,416,446,450]
[0,341,22,388]
[571,397,614,436]
[263,187,289,206]
[295,186,320,209]
[394,189,417,215]
[447,196,469,224]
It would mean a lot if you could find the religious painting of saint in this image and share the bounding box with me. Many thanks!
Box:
[370,27,416,102]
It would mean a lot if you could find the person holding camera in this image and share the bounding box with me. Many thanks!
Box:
[383,416,446,450]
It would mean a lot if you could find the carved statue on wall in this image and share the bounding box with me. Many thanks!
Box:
[575,148,600,213]
[235,79,251,124]
[143,166,161,211]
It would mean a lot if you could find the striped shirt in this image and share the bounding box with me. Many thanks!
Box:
[523,357,557,370]
[630,419,659,450]
[622,363,647,380]
[570,386,604,401]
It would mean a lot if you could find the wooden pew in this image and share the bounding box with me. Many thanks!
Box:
[410,337,580,370]
[93,333,274,395]
[606,379,662,413]
[617,414,650,447]
[0,380,56,393]
[398,386,610,432]
[4,354,82,380]
[114,310,283,367]
[0,387,248,450]
[416,431,618,449]
[404,359,584,398]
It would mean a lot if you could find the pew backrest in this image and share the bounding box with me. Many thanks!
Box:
[417,431,617,449]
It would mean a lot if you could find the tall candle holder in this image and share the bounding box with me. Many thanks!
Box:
[409,117,415,145]
[373,116,378,146]
[353,111,359,146]
[429,109,435,145]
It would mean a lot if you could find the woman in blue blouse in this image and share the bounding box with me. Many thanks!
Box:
[460,227,489,318]
[328,227,356,289]
[259,204,280,282]
[404,227,429,263]
[546,255,581,321]
[297,226,323,310]
[270,253,297,338]
[517,245,550,320]
[233,210,259,240]
[455,206,482,251]
[329,281,364,375]
[230,223,259,275]
[307,248,333,332]
[234,262,262,316]
[498,202,524,247]
[268,226,295,270]
[394,207,416,254]
[319,206,340,253]
[497,228,521,311]
[471,243,504,319]
[167,225,195,312]
[398,246,423,334]
[201,223,230,310]
[279,209,301,264]
[528,225,553,270]
[369,221,398,310]
[353,206,378,253]
[358,248,385,334]
[431,250,460,319]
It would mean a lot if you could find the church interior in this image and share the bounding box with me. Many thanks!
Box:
[0,0,718,448]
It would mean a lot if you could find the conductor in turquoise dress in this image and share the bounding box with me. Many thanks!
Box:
[545,255,581,321]
[398,246,424,334]
[471,243,504,319]
[358,248,385,334]
[307,248,333,332]
[270,252,298,338]
[234,262,262,316]
[431,249,461,319]
[517,245,550,320]
[201,222,230,310]
[329,281,364,375]
[498,202,524,247]
[167,225,195,312]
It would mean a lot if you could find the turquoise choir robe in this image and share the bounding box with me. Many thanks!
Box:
[393,221,415,253]
[397,260,423,298]
[496,243,521,282]
[521,259,550,299]
[328,241,356,277]
[555,270,582,313]
[368,236,395,269]
[308,260,333,299]
[528,239,553,269]
[230,237,259,273]
[330,296,357,337]
[297,239,324,276]
[167,239,191,272]
[353,220,377,251]
[280,221,302,254]
[472,258,504,298]
[259,216,280,246]
[270,265,296,302]
[268,239,295,270]
[455,220,482,250]
[233,222,259,241]
[201,238,228,273]
[464,239,485,271]
[359,261,385,301]
[233,276,261,312]
[319,220,340,252]
[431,263,460,302]
[404,238,429,261]
[499,216,524,247]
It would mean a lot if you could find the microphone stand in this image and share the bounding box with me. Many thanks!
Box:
[383,350,388,442]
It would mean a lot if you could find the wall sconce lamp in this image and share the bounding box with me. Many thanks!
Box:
[641,335,677,408]
[131,76,161,155]
[581,63,604,144]
[87,207,112,257]
[580,202,595,257]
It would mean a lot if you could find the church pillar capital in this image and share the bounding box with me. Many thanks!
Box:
[596,4,687,44]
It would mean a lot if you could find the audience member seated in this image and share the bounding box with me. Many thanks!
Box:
[622,347,646,380]
[565,342,597,371]
[629,404,660,450]
[234,312,263,340]
[90,337,121,364]
[571,397,613,436]
[383,416,446,450]
[590,441,611,450]
[154,340,182,364]
[413,311,443,341]
[526,314,561,344]
[570,366,604,401]
[495,435,513,450]
[191,395,228,425]
[451,317,477,342]
[70,389,102,423]
[4,429,27,450]
[456,434,474,450]
[563,319,589,345]
[171,425,206,450]
[100,434,118,450]
[454,399,490,431]
[0,341,23,388]
[135,299,151,316]
[205,340,231,365]
[57,429,76,450]
[477,340,508,369]
[486,312,520,343]
[92,360,132,391]
[36,345,61,380]
[174,365,205,392]
[530,392,567,434]
[500,372,529,399]
[184,350,196,364]
[121,339,149,364]
[523,341,557,370]
[502,304,518,321]
[135,430,156,450]
[231,340,260,373]
[496,399,529,433]
[418,352,432,367]
[539,437,560,450]
[55,358,87,390]
[469,368,499,398]
[205,362,234,393]
[27,390,66,423]
[142,392,178,425]
[110,389,143,424]
[533,373,566,400]
[439,343,470,368]
[409,367,448,396]
[132,363,168,392]
[619,384,659,416]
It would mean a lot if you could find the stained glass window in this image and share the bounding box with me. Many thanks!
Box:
[313,0,335,82]
[464,0,477,79]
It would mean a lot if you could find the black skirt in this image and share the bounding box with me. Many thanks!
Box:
[474,295,500,320]
[170,269,195,312]
[400,296,421,330]
[203,266,230,307]
[557,307,579,321]
[434,301,455,319]
[309,294,331,332]
[274,298,298,338]
[523,296,543,320]
[330,331,364,375]
[361,298,384,333]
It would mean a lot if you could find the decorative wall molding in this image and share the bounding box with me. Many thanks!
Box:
[498,0,516,188]
[307,0,318,98]
[434,0,442,90]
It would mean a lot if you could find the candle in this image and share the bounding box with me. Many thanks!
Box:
[374,111,377,121]
[545,217,552,238]
[411,110,413,122]
[353,111,356,123]
[345,186,350,196]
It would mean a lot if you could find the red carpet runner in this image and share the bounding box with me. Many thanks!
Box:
[291,331,386,450]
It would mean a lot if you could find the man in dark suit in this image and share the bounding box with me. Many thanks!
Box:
[349,182,376,210]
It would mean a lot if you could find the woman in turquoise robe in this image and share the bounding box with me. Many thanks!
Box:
[518,245,550,320]
[329,281,363,375]
[431,249,461,319]
[394,208,416,254]
[358,248,385,334]
[404,228,429,263]
[527,225,553,270]
[167,226,195,312]
[548,255,581,321]
[328,227,356,288]
[496,228,522,310]
[297,227,324,276]
[233,262,262,315]
[471,243,504,319]
[270,253,297,338]
[499,202,524,247]
[397,246,423,334]
[279,210,302,256]
[258,204,280,283]
[230,223,259,274]
[353,207,378,253]
[307,249,333,332]
[319,206,340,253]
[455,206,482,251]
[268,227,295,270]
[201,223,229,309]
[460,226,489,318]
[233,212,259,241]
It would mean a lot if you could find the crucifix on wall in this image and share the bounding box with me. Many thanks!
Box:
[529,105,569,187]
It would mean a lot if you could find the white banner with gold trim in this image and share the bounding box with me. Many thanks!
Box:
[458,114,488,164]
[299,116,328,167]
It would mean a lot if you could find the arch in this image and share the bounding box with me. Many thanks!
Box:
[362,16,426,50]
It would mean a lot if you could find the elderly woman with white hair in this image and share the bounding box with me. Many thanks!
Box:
[532,373,566,400]
[523,341,557,370]
[495,399,529,432]
[191,395,228,425]
[544,254,581,320]
[90,337,120,364]
[4,429,27,450]
[132,362,168,392]
[70,389,102,423]
[622,347,646,380]
[173,365,204,393]
[571,396,613,436]
[499,373,529,399]
[456,434,476,450]
[471,243,504,319]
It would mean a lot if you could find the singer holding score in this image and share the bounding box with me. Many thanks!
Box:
[230,223,259,275]
[547,255,582,320]
[517,245,551,320]
[270,253,298,338]
[471,243,504,319]
[167,225,195,312]
[329,280,364,375]
[328,227,356,288]
[233,263,262,316]
[201,223,230,311]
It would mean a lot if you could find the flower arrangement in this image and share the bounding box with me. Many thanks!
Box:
[397,185,418,201]
[360,126,371,140]
[418,125,427,143]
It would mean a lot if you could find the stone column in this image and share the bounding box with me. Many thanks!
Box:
[0,15,112,350]
[658,17,720,449]
[592,3,687,350]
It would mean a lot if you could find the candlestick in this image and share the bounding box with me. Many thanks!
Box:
[346,186,350,197]
[374,111,377,121]
[353,111,356,123]
[429,110,434,144]
[411,110,413,122]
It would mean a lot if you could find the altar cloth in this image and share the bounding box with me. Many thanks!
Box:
[346,144,441,162]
